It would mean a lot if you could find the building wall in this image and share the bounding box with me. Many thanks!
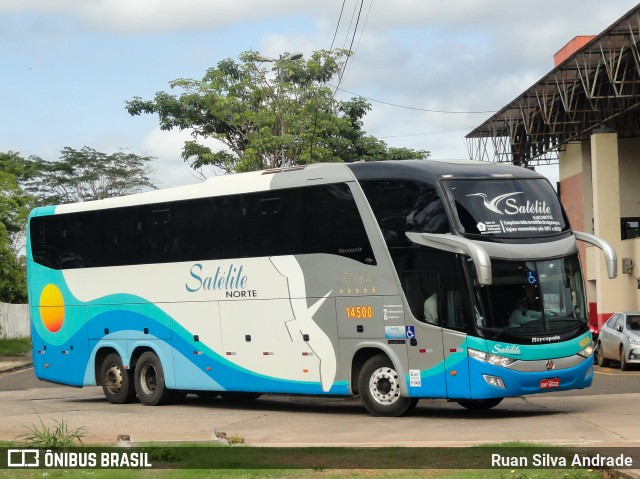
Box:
[558,134,640,329]
[0,303,30,339]
[619,139,640,218]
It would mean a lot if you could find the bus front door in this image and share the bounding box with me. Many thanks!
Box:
[404,282,472,400]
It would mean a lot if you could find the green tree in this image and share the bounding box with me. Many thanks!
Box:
[0,222,27,303]
[25,146,157,205]
[0,152,35,303]
[126,49,428,174]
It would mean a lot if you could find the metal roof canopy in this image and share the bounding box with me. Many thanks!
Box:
[466,5,640,167]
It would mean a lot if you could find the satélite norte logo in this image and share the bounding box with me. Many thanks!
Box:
[467,192,552,216]
[491,344,522,356]
[185,263,257,298]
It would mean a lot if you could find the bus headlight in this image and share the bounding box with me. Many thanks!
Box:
[628,338,640,346]
[468,348,517,368]
[577,345,594,358]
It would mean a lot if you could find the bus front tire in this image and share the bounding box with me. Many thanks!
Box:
[358,354,418,417]
[456,398,503,410]
[100,353,136,404]
[134,351,176,406]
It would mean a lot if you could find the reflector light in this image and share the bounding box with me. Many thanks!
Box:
[482,374,505,389]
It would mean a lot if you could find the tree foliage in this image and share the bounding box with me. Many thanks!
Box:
[0,152,35,303]
[0,148,156,303]
[126,49,428,174]
[25,146,157,205]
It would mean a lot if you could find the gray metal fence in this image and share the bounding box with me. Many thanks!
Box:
[0,303,30,339]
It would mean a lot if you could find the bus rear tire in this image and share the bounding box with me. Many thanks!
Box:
[100,353,136,404]
[358,354,418,417]
[456,398,503,410]
[134,351,176,406]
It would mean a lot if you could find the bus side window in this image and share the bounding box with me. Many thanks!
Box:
[101,207,137,266]
[442,290,465,330]
[244,190,301,258]
[188,196,243,261]
[31,217,59,269]
[402,271,439,325]
[138,202,188,264]
[59,212,100,269]
[302,184,376,264]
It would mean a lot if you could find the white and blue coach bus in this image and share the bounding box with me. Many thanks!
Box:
[26,160,617,416]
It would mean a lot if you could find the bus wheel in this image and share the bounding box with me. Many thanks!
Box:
[134,351,175,406]
[100,353,136,404]
[358,354,417,417]
[596,343,609,367]
[456,398,503,410]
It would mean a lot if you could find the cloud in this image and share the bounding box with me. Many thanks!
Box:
[4,0,639,189]
[140,127,225,189]
[1,0,326,33]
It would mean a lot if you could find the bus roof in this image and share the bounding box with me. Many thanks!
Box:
[30,159,544,216]
[347,159,543,183]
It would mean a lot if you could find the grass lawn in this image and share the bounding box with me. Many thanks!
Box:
[0,337,31,356]
[0,443,604,479]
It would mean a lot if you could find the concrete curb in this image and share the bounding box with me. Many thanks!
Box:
[0,357,33,375]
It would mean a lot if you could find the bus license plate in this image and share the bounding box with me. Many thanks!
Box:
[540,378,560,389]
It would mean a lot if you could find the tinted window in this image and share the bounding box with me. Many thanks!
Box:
[359,180,449,247]
[621,218,640,240]
[393,248,469,332]
[244,189,301,257]
[30,216,63,269]
[302,183,376,264]
[138,202,189,263]
[101,207,137,266]
[29,183,376,269]
[402,271,439,325]
[188,196,243,260]
[627,315,640,331]
[443,178,569,238]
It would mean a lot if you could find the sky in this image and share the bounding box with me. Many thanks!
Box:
[3,0,640,189]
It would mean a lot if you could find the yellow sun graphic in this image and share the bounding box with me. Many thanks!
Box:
[40,284,65,333]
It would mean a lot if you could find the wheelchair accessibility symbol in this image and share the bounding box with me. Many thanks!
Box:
[527,270,538,284]
[406,326,416,340]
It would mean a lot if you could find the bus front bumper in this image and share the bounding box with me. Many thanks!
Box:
[467,354,594,399]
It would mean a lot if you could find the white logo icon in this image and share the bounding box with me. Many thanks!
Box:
[466,192,523,215]
[8,449,40,468]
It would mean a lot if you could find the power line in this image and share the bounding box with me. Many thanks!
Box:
[331,85,497,114]
[330,0,347,51]
[342,0,373,83]
[379,127,475,138]
[335,0,365,95]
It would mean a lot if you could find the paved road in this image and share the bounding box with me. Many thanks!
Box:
[1,365,639,447]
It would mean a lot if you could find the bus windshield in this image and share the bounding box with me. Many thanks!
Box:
[472,253,587,342]
[442,178,569,238]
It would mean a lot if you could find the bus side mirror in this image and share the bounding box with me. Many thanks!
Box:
[406,232,492,285]
[574,231,617,279]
